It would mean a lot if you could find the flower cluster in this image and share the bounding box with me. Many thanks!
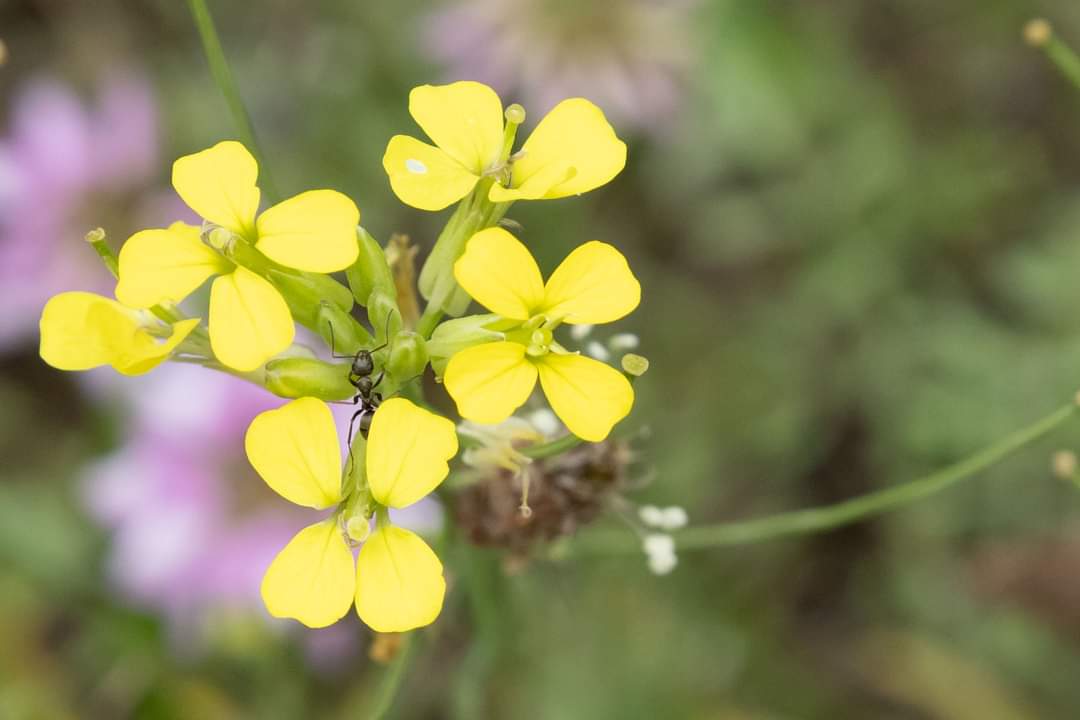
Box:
[38,81,648,632]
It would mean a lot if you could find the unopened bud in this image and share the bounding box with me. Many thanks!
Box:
[621,353,650,377]
[1024,18,1052,48]
[366,289,403,345]
[346,226,396,307]
[317,301,372,353]
[1052,450,1077,479]
[387,331,428,382]
[264,357,354,400]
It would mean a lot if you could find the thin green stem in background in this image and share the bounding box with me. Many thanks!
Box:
[185,0,279,202]
[522,433,583,459]
[1028,19,1080,94]
[368,633,417,720]
[586,400,1078,552]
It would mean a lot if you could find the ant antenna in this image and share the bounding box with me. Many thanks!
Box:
[326,320,355,360]
[369,308,399,353]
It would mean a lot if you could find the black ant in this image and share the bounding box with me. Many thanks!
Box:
[327,313,395,449]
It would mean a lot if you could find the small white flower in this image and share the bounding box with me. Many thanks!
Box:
[639,504,689,531]
[586,340,610,361]
[639,504,665,527]
[660,506,688,530]
[608,333,640,352]
[570,324,594,341]
[643,533,678,575]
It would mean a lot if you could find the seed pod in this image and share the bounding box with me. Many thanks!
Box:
[264,357,354,400]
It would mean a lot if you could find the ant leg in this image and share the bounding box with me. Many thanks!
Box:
[346,406,366,450]
[328,393,362,407]
[370,370,385,391]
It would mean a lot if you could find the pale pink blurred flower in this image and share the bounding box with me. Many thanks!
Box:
[423,0,699,133]
[0,71,169,348]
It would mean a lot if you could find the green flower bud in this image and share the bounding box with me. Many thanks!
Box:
[316,301,373,353]
[267,269,354,328]
[366,289,403,344]
[345,226,395,307]
[426,314,505,377]
[264,357,354,400]
[387,331,428,382]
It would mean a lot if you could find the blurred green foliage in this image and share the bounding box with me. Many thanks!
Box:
[6,0,1080,717]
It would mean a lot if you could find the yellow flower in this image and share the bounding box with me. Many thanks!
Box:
[115,142,361,371]
[383,81,626,211]
[443,228,640,441]
[39,292,199,375]
[244,397,458,631]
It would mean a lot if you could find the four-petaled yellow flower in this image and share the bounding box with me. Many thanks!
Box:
[444,227,640,441]
[245,396,458,631]
[115,141,361,371]
[383,81,626,211]
[39,291,199,375]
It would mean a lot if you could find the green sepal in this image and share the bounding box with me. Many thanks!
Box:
[345,226,395,307]
[267,269,353,329]
[426,313,505,377]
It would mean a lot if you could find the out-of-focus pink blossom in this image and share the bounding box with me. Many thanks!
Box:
[0,72,164,348]
[423,0,699,134]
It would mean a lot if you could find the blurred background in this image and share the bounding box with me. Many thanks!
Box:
[5,0,1080,717]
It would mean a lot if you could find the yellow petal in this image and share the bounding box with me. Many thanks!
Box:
[409,81,504,173]
[504,98,626,200]
[112,318,200,376]
[453,228,544,320]
[444,341,538,423]
[39,292,196,375]
[209,267,295,371]
[536,353,633,441]
[261,520,356,629]
[245,397,343,509]
[254,190,360,273]
[541,241,640,324]
[40,292,125,371]
[488,161,575,203]
[355,525,445,633]
[366,398,458,509]
[172,140,261,237]
[383,135,479,211]
[115,222,228,307]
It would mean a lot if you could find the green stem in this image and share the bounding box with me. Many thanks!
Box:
[588,401,1078,551]
[185,0,279,202]
[522,433,583,459]
[1044,34,1080,92]
[368,633,416,720]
